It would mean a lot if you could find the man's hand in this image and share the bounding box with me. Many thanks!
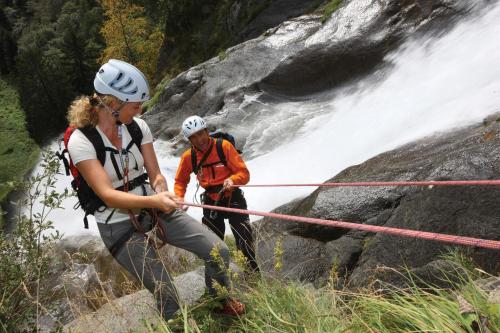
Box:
[222,177,234,191]
[178,197,189,211]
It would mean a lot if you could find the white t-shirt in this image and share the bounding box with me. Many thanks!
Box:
[67,117,155,224]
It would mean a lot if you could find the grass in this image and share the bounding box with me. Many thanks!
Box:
[154,254,499,333]
[0,78,39,225]
[17,222,498,333]
[218,50,228,61]
[142,75,173,114]
[322,0,343,23]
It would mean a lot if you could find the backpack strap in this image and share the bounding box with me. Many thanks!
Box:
[56,148,71,176]
[191,147,197,174]
[79,127,106,166]
[191,140,214,175]
[215,137,227,166]
[125,120,143,153]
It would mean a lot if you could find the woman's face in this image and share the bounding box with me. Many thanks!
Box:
[116,102,143,124]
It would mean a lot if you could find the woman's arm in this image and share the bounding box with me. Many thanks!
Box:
[142,142,168,193]
[76,159,178,212]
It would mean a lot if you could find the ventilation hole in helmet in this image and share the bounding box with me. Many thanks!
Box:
[141,92,146,99]
[116,72,123,81]
[122,78,133,89]
[99,69,104,73]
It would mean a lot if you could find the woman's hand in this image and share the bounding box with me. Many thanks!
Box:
[153,191,179,213]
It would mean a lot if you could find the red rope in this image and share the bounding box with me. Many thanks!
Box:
[178,201,500,250]
[234,179,500,188]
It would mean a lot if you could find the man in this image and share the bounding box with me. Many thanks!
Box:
[174,115,259,271]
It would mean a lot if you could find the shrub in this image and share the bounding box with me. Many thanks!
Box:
[0,150,67,331]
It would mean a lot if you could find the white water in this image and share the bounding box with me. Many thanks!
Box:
[30,2,500,236]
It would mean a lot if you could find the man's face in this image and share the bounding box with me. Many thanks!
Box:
[189,129,211,151]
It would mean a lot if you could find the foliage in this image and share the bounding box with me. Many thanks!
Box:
[99,0,164,83]
[0,78,39,224]
[0,150,67,331]
[141,74,172,114]
[151,255,499,333]
[11,0,104,144]
[140,0,272,80]
[322,0,342,23]
[0,6,18,75]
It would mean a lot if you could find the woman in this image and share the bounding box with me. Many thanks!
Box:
[67,59,244,320]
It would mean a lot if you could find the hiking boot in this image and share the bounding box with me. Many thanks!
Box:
[215,298,246,316]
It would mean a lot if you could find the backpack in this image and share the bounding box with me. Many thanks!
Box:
[190,131,241,175]
[57,121,144,228]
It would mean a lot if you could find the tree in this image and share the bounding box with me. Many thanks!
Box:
[14,0,104,143]
[99,0,163,83]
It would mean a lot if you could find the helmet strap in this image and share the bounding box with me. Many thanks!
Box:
[96,95,126,125]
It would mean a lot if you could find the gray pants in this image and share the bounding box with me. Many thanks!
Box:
[97,209,230,320]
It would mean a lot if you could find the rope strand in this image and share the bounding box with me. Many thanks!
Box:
[178,200,500,251]
[233,179,500,188]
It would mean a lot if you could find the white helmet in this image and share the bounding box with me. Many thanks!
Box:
[182,116,207,138]
[94,59,150,102]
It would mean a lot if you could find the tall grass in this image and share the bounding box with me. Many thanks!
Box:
[154,254,499,333]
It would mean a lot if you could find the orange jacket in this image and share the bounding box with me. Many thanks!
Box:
[174,138,250,200]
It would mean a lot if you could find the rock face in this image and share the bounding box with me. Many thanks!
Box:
[144,0,474,152]
[255,117,500,288]
[63,267,207,333]
[35,235,200,331]
[227,0,323,44]
[155,0,322,81]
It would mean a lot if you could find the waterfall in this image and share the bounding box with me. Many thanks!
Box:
[30,1,500,236]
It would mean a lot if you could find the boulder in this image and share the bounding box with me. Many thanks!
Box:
[63,267,207,333]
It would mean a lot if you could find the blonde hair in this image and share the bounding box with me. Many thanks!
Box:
[67,94,120,128]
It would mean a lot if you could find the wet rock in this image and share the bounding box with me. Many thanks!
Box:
[256,119,500,287]
[256,231,331,284]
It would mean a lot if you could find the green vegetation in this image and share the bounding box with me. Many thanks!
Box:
[142,75,173,114]
[218,50,228,61]
[0,150,66,330]
[322,0,343,23]
[306,0,330,14]
[0,0,280,140]
[147,0,271,80]
[160,255,499,332]
[100,0,164,82]
[2,0,105,144]
[0,79,39,225]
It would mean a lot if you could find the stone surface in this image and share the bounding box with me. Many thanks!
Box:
[256,119,500,288]
[63,267,207,333]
